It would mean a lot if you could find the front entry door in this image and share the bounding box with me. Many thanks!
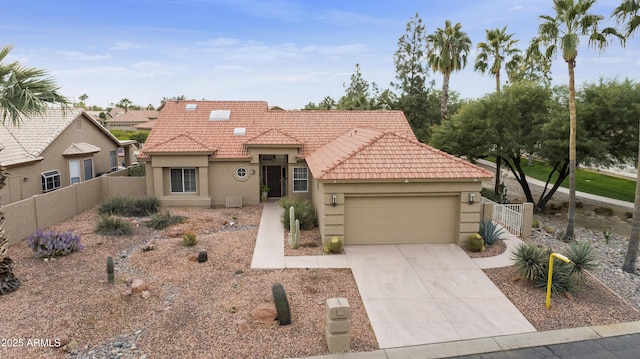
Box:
[266,165,282,197]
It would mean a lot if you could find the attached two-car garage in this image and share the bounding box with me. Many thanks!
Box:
[343,195,459,245]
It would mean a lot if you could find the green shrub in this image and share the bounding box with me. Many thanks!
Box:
[128,164,146,177]
[479,220,505,246]
[182,230,197,246]
[278,197,315,230]
[511,243,547,281]
[466,233,484,252]
[96,215,133,236]
[132,196,162,216]
[532,218,540,228]
[145,209,187,230]
[98,196,135,216]
[594,206,614,216]
[98,195,161,216]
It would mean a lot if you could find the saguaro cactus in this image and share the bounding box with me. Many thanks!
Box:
[272,282,291,325]
[106,256,114,284]
[288,207,300,249]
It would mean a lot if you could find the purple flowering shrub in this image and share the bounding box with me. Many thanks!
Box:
[27,229,83,258]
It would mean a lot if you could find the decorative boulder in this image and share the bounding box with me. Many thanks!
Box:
[131,278,148,293]
[197,251,208,263]
[251,302,277,324]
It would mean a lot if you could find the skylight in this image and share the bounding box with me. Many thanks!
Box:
[233,127,246,136]
[209,110,231,121]
[185,104,197,110]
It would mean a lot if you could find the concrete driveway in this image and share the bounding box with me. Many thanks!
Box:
[344,243,536,349]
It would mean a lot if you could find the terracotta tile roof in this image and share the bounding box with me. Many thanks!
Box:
[142,101,414,159]
[0,108,120,167]
[142,132,216,154]
[141,101,491,181]
[306,128,494,180]
[244,128,303,146]
[106,110,159,124]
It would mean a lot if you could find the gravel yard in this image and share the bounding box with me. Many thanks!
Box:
[2,175,640,358]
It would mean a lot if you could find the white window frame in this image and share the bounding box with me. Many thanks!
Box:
[69,160,81,185]
[170,168,197,193]
[41,170,61,192]
[293,167,308,193]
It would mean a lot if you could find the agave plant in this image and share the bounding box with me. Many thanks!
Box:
[480,220,505,245]
[565,241,598,286]
[511,242,546,281]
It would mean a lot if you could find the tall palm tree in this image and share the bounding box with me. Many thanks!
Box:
[474,26,521,197]
[426,20,472,121]
[527,0,622,241]
[613,0,640,273]
[0,44,69,294]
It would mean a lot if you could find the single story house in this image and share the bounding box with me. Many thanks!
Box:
[0,108,135,205]
[140,101,493,245]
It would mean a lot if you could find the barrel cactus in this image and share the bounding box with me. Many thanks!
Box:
[467,233,485,252]
[271,282,291,325]
[328,237,343,253]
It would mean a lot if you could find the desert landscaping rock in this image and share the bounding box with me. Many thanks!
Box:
[130,278,147,293]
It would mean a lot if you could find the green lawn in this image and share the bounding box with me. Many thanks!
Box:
[492,157,636,203]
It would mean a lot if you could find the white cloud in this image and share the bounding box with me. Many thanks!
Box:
[213,65,252,72]
[195,37,242,47]
[57,51,111,61]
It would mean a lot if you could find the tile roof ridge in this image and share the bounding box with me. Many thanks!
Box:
[145,131,215,152]
[319,128,386,176]
[246,128,302,142]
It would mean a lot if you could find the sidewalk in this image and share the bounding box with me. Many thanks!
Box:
[477,159,634,209]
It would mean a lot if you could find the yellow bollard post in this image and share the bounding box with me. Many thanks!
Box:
[546,253,571,309]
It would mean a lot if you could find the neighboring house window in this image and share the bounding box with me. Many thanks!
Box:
[109,150,117,169]
[170,168,197,193]
[293,167,308,192]
[84,158,93,180]
[69,160,81,185]
[41,170,61,192]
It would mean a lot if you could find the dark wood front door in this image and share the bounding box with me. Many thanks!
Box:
[266,166,282,197]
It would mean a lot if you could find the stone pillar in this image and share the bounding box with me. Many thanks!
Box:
[325,297,350,353]
[521,202,534,239]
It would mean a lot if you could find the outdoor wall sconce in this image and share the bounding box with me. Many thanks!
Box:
[469,193,476,205]
[332,194,337,207]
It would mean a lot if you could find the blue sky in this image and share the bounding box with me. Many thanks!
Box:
[2,0,638,109]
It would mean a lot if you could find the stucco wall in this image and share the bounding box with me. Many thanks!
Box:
[315,180,484,245]
[209,161,260,206]
[4,175,146,245]
[1,114,119,205]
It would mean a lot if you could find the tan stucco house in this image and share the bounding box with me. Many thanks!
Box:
[105,109,159,131]
[0,108,134,205]
[140,101,493,245]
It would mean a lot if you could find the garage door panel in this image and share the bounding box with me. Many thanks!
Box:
[344,196,457,244]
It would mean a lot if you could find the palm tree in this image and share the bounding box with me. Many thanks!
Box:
[0,44,69,294]
[474,26,521,197]
[527,0,622,241]
[426,20,472,121]
[613,0,639,273]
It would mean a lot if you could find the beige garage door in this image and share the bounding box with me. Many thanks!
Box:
[344,196,458,244]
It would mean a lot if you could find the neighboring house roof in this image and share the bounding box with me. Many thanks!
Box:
[105,110,159,125]
[142,101,493,181]
[135,120,156,131]
[306,128,494,180]
[0,107,122,167]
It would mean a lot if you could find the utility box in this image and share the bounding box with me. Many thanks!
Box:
[325,297,351,353]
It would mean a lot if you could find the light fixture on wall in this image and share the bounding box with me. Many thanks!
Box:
[332,194,337,207]
[469,193,476,205]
